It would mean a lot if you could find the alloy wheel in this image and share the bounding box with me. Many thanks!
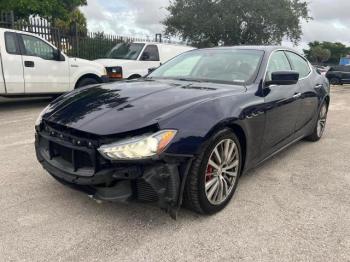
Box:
[317,104,327,137]
[204,139,239,205]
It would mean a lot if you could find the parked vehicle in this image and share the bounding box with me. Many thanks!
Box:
[35,46,330,217]
[326,65,350,85]
[0,28,108,97]
[95,42,195,80]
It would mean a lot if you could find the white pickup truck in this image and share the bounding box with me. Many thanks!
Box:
[95,42,195,80]
[0,28,108,97]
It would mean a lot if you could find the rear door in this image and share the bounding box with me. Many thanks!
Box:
[1,32,25,93]
[19,33,69,93]
[285,51,317,132]
[341,66,350,83]
[262,50,301,155]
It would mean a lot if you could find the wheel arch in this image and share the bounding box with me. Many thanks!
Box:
[324,95,330,108]
[128,74,142,80]
[74,73,102,89]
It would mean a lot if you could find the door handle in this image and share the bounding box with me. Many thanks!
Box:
[24,61,35,67]
[315,84,323,89]
[293,93,301,99]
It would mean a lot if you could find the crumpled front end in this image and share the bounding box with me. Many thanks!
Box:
[35,120,192,218]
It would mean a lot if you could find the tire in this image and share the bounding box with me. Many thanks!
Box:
[76,77,100,88]
[305,102,328,142]
[184,129,242,214]
[329,78,340,85]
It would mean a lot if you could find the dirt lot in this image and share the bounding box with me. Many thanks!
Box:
[0,86,349,262]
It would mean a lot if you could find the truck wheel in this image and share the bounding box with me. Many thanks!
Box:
[329,78,340,85]
[76,77,99,88]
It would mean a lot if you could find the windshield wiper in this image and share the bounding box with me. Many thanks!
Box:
[177,78,204,83]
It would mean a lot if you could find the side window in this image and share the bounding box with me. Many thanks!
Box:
[266,51,291,80]
[141,45,160,61]
[286,52,311,78]
[21,34,55,60]
[5,32,20,55]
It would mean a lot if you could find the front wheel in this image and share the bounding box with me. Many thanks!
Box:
[184,129,242,214]
[305,102,328,142]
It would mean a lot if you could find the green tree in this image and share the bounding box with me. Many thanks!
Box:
[163,0,311,47]
[304,41,350,64]
[309,46,331,63]
[0,0,87,20]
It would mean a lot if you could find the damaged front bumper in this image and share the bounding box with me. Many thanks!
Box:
[35,123,193,219]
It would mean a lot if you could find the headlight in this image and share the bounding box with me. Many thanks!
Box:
[35,105,50,126]
[98,130,177,160]
[106,66,123,79]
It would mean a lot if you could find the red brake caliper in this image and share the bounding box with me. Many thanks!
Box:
[206,165,213,182]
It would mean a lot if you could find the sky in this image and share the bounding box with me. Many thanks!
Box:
[80,0,350,51]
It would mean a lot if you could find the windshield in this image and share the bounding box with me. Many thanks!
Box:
[148,49,264,84]
[106,43,145,60]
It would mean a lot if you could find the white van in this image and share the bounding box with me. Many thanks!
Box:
[95,42,195,80]
[0,28,108,97]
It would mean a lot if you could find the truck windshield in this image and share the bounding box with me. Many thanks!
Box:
[106,43,145,60]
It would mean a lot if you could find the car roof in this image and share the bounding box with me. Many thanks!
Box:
[196,45,306,58]
[201,45,295,52]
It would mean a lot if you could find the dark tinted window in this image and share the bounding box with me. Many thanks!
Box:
[266,51,292,80]
[141,45,160,61]
[5,32,20,54]
[21,34,56,60]
[285,51,311,78]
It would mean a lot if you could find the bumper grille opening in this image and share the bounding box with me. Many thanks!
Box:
[51,142,94,170]
[136,180,159,203]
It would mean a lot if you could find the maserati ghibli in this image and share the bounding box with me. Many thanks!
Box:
[35,46,330,218]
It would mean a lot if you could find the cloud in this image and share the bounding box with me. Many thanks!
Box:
[80,0,169,38]
[81,0,350,49]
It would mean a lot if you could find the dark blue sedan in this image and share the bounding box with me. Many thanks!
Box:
[35,46,330,217]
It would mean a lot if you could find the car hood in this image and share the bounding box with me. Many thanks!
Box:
[44,79,245,136]
[94,59,137,67]
[69,57,104,69]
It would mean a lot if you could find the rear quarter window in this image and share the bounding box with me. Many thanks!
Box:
[5,32,20,55]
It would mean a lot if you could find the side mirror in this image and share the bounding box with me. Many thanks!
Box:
[55,49,65,61]
[266,71,299,86]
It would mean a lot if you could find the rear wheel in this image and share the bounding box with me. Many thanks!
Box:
[76,77,100,88]
[185,129,242,214]
[305,102,328,142]
[329,78,340,85]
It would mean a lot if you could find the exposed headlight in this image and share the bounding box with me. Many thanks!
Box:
[106,66,123,79]
[98,130,177,160]
[35,105,50,126]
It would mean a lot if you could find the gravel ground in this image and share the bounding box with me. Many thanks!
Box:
[0,86,349,262]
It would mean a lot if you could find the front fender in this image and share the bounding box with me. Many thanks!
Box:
[159,91,265,170]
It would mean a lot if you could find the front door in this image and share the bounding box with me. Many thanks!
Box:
[262,51,301,156]
[19,33,69,94]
